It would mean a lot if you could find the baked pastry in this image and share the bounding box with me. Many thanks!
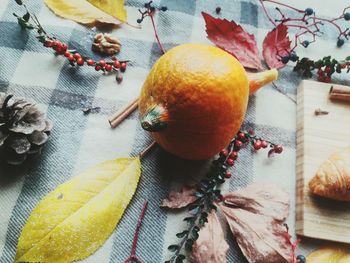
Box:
[309,146,350,201]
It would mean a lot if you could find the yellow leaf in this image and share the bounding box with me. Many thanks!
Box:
[44,0,127,26]
[15,157,141,263]
[307,246,350,263]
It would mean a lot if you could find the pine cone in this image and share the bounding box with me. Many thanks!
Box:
[0,93,53,165]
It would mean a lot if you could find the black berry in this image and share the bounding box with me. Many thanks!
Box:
[137,18,142,24]
[296,255,306,263]
[160,6,167,11]
[281,55,290,64]
[302,40,310,48]
[305,8,314,15]
[344,12,350,21]
[215,7,221,14]
[337,38,345,47]
[289,52,299,62]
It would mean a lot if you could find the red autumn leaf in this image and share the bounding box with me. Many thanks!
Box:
[262,23,291,69]
[202,12,262,70]
[160,185,197,209]
[220,184,293,263]
[189,211,229,263]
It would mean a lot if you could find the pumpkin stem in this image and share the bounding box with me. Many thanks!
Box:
[248,68,278,95]
[141,104,168,132]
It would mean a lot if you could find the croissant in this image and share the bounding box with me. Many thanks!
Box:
[309,146,350,201]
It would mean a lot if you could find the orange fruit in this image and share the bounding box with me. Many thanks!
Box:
[139,44,277,160]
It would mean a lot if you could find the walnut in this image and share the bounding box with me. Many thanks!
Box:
[92,33,121,55]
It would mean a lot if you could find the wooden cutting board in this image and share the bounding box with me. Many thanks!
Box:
[296,80,350,244]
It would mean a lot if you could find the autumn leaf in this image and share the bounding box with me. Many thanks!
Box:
[262,23,291,69]
[160,185,197,209]
[202,12,262,70]
[307,246,350,263]
[220,184,293,263]
[190,211,229,263]
[15,157,141,262]
[44,0,127,26]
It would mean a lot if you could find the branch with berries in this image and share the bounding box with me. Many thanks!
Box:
[293,55,350,82]
[164,130,285,263]
[259,0,350,82]
[260,0,350,50]
[136,1,167,54]
[13,0,128,83]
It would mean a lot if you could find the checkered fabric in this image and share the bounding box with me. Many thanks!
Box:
[1,0,349,262]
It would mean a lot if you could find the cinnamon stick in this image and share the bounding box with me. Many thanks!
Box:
[108,98,139,128]
[329,85,350,102]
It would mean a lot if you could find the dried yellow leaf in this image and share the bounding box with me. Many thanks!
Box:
[15,157,141,263]
[307,246,350,263]
[44,0,127,25]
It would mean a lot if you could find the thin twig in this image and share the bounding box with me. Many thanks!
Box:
[139,141,157,158]
[149,12,165,54]
[123,201,148,263]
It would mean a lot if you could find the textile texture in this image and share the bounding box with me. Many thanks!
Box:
[0,0,349,262]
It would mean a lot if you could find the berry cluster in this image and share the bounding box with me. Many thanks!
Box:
[43,39,128,83]
[13,1,128,83]
[293,56,350,82]
[137,1,167,24]
[166,130,283,263]
[136,1,167,54]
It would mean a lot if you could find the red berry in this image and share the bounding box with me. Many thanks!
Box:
[113,60,121,68]
[274,144,283,154]
[235,140,243,149]
[87,59,94,66]
[218,194,224,202]
[120,62,127,72]
[254,140,262,150]
[44,40,53,47]
[229,151,238,160]
[61,43,68,52]
[318,75,324,82]
[226,158,234,166]
[317,69,323,76]
[67,54,74,61]
[238,132,246,140]
[105,64,113,72]
[99,60,106,67]
[64,51,71,57]
[52,40,59,47]
[73,53,81,60]
[261,140,268,149]
[324,66,331,74]
[224,171,232,178]
[324,76,331,83]
[95,65,101,71]
[76,58,84,66]
[220,149,228,157]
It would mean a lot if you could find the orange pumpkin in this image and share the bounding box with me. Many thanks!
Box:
[139,44,277,160]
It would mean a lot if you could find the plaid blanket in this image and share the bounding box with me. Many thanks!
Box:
[1,0,349,262]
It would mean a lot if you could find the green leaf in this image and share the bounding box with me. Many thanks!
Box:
[183,217,195,223]
[36,35,46,43]
[345,56,350,61]
[168,245,179,252]
[176,230,189,238]
[23,12,30,22]
[185,239,194,252]
[15,157,141,263]
[175,256,184,263]
[17,18,27,29]
[15,0,23,5]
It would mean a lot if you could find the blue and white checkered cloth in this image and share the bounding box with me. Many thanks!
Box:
[1,0,349,262]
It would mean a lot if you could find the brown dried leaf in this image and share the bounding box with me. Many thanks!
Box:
[160,186,197,209]
[223,183,289,221]
[221,184,292,263]
[190,211,229,263]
